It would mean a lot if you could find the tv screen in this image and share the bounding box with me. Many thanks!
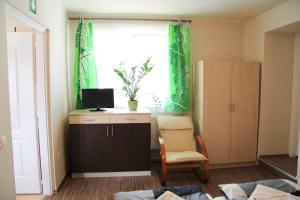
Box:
[82,89,114,110]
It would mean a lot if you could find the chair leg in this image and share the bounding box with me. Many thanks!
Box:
[201,160,209,183]
[160,161,167,186]
[194,161,209,183]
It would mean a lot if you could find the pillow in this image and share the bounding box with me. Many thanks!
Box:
[218,183,247,200]
[248,184,300,200]
[213,197,228,200]
[157,191,185,200]
[219,179,299,200]
[153,185,213,199]
[153,185,201,198]
[115,190,155,200]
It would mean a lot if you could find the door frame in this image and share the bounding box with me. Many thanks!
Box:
[5,3,53,196]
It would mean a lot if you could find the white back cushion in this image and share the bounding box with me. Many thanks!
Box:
[158,116,196,152]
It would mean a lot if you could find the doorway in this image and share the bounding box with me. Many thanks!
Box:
[258,21,300,181]
[5,3,53,198]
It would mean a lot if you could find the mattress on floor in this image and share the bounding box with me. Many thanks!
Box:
[114,185,213,200]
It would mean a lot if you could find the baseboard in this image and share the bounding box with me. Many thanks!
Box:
[209,161,256,169]
[72,171,151,178]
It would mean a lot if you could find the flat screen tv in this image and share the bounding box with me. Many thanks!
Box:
[82,88,114,111]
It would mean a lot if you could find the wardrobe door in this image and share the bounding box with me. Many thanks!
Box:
[230,62,260,162]
[202,61,233,164]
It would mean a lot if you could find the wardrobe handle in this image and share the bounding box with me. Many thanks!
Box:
[229,103,232,112]
[111,125,114,136]
[106,125,109,137]
[232,103,236,112]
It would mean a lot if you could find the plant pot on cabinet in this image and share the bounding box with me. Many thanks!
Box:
[128,100,138,111]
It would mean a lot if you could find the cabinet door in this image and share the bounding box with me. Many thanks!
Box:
[202,61,233,164]
[129,123,151,171]
[230,62,260,162]
[70,124,110,172]
[109,123,151,171]
[106,124,132,171]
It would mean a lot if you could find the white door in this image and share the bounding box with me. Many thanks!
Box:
[7,32,42,194]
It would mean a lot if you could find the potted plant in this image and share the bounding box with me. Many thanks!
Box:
[114,57,154,111]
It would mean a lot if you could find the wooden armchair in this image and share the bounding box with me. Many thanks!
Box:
[157,116,209,186]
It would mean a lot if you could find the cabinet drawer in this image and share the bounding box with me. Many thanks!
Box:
[110,114,151,124]
[69,115,110,124]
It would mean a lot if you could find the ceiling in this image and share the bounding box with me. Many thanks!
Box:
[61,0,287,20]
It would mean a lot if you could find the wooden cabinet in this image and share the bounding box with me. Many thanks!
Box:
[69,110,151,177]
[70,124,110,172]
[194,60,260,165]
[108,123,151,171]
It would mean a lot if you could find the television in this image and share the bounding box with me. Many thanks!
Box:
[82,88,114,111]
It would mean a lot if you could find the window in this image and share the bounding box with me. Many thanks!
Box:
[93,21,169,111]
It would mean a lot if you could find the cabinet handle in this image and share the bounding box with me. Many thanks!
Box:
[232,103,236,112]
[83,119,96,122]
[106,125,109,137]
[229,103,232,112]
[126,118,137,121]
[111,125,114,136]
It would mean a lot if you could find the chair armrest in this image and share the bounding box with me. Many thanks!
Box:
[194,134,208,159]
[158,136,166,162]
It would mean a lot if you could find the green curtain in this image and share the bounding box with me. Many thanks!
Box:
[73,20,98,109]
[166,23,191,112]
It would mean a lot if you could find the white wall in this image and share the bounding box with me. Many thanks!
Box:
[67,20,77,111]
[245,0,300,61]
[245,0,300,157]
[6,15,33,32]
[0,1,16,199]
[1,0,68,193]
[290,33,300,156]
[262,33,294,155]
[67,18,245,149]
[190,18,245,148]
[190,18,245,62]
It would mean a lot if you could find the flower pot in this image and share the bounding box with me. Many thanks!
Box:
[128,100,138,111]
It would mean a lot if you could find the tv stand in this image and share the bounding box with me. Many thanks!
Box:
[69,109,151,178]
[89,107,106,112]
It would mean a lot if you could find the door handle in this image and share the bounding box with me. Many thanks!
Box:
[106,125,109,137]
[111,125,114,136]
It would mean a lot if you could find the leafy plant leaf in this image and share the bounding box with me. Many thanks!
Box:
[114,57,154,101]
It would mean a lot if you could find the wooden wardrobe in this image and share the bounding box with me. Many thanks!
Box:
[194,60,260,165]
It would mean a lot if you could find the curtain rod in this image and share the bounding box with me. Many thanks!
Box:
[69,17,192,23]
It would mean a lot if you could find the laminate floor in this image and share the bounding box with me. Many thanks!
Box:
[260,155,297,177]
[45,164,281,200]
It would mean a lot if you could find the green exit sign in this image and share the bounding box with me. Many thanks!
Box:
[29,0,37,14]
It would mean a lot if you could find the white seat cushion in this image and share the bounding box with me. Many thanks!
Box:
[158,115,197,152]
[166,151,208,164]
